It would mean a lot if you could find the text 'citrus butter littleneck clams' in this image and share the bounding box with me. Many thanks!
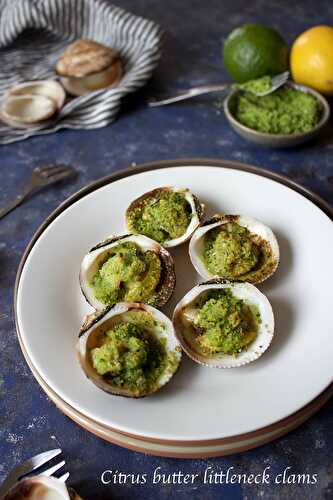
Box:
[77,303,182,398]
[80,234,176,310]
[125,187,205,247]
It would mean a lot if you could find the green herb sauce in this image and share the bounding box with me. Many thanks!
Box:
[233,86,322,134]
[203,222,260,278]
[127,190,191,243]
[89,241,161,306]
[236,75,272,94]
[90,311,168,396]
[192,289,260,355]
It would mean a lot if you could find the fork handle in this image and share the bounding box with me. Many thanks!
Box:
[0,186,34,221]
[149,83,230,107]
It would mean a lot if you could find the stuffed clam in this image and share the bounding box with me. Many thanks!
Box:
[80,234,176,309]
[125,187,205,247]
[173,280,274,368]
[189,214,279,283]
[77,303,182,398]
[1,475,82,500]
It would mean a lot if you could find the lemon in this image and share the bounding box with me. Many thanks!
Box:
[223,24,289,83]
[291,25,333,95]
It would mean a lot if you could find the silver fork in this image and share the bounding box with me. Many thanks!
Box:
[0,448,69,498]
[149,71,289,107]
[0,164,76,221]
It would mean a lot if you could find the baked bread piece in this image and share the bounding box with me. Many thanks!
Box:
[56,39,120,78]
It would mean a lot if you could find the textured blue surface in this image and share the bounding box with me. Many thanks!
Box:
[1,1,333,499]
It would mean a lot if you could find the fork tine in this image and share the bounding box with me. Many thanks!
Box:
[40,460,65,477]
[37,165,75,178]
[42,170,75,184]
[0,449,62,491]
[58,472,70,483]
[17,449,62,478]
[37,164,71,175]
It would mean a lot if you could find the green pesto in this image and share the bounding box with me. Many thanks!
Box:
[90,312,168,395]
[127,190,191,243]
[233,87,322,134]
[203,222,260,278]
[89,241,161,306]
[235,75,272,94]
[193,289,260,355]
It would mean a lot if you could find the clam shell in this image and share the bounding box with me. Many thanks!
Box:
[8,80,66,109]
[79,234,176,309]
[189,214,279,283]
[56,39,120,78]
[1,475,81,500]
[77,303,182,397]
[0,94,57,128]
[60,60,122,96]
[172,280,274,369]
[125,186,205,248]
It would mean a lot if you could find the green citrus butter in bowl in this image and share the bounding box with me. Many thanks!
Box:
[224,81,330,147]
[233,85,322,134]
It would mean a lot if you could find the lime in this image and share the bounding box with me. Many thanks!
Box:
[223,24,289,83]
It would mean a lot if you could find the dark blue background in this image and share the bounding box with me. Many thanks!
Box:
[1,1,333,498]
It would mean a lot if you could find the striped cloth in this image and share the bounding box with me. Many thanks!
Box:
[0,0,162,144]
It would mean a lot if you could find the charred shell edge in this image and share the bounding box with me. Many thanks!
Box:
[156,246,176,306]
[79,306,113,337]
[80,234,176,309]
[90,234,129,252]
[78,303,182,398]
[192,193,205,221]
[201,214,239,227]
[125,187,205,246]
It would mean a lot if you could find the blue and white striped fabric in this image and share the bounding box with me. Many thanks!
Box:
[0,0,162,144]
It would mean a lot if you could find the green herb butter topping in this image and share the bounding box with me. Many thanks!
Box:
[90,311,169,396]
[89,241,161,306]
[191,289,260,355]
[236,75,272,94]
[203,222,260,278]
[233,86,322,134]
[127,190,191,243]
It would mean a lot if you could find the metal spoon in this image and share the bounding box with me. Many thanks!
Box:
[0,164,76,220]
[149,71,289,107]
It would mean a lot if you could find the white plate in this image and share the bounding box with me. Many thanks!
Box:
[16,161,333,442]
[18,329,333,457]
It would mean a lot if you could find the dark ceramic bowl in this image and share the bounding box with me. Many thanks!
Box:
[224,82,330,148]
